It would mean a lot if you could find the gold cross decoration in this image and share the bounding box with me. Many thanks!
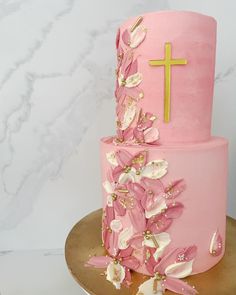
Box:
[149,42,187,123]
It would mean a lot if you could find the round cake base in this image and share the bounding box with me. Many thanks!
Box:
[65,209,236,295]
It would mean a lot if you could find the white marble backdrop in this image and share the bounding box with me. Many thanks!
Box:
[0,0,235,254]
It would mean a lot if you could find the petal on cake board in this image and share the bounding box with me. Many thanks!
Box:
[106,262,126,289]
[85,256,112,268]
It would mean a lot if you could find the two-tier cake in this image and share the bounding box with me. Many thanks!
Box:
[86,11,228,295]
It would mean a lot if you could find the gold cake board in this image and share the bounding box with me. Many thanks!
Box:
[65,209,236,295]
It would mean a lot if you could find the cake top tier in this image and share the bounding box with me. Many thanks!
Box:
[114,11,216,144]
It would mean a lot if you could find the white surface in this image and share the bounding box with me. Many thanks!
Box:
[0,249,86,295]
[0,0,235,252]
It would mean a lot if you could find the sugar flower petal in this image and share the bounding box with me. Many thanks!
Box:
[136,277,164,295]
[164,260,194,279]
[209,229,223,256]
[106,151,118,166]
[118,227,134,250]
[142,160,168,179]
[106,261,126,289]
[125,72,143,88]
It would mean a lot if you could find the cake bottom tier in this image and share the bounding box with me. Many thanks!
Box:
[100,136,228,275]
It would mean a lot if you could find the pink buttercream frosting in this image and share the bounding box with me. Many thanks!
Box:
[116,11,216,144]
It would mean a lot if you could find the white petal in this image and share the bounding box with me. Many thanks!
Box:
[107,195,114,207]
[143,127,159,143]
[110,219,123,233]
[106,262,126,289]
[130,25,147,49]
[118,73,124,87]
[125,72,142,88]
[118,168,137,184]
[145,198,167,219]
[144,232,171,260]
[136,277,163,295]
[141,160,168,179]
[118,227,133,249]
[165,260,193,279]
[103,180,114,194]
[120,102,136,130]
[106,151,118,167]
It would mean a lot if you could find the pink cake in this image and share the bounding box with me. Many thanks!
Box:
[86,11,228,295]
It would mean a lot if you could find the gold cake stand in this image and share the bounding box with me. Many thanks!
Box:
[65,209,236,295]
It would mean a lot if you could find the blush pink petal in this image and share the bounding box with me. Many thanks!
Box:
[126,86,143,100]
[124,268,132,286]
[122,256,140,270]
[128,59,138,76]
[127,182,145,200]
[119,246,134,258]
[105,206,115,223]
[165,179,186,199]
[163,277,198,295]
[114,200,126,216]
[176,246,198,262]
[133,127,145,143]
[85,256,112,268]
[128,205,146,232]
[147,215,173,234]
[116,28,120,49]
[112,165,124,182]
[116,150,133,167]
[122,29,130,46]
[165,202,184,219]
[128,234,144,249]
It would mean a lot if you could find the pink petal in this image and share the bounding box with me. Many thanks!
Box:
[128,205,146,232]
[122,127,134,141]
[121,50,133,75]
[126,86,144,101]
[122,29,130,46]
[114,199,126,216]
[122,256,140,270]
[115,85,125,101]
[133,127,145,143]
[144,247,157,275]
[127,182,145,200]
[210,230,223,256]
[163,277,198,295]
[104,229,112,250]
[112,165,124,182]
[128,59,138,76]
[176,246,198,262]
[164,202,184,219]
[147,215,172,234]
[128,234,144,249]
[164,179,186,199]
[116,28,120,49]
[105,206,115,223]
[124,268,132,286]
[109,231,119,257]
[85,256,112,268]
[116,150,133,167]
[118,246,134,258]
[131,150,147,169]
[141,178,165,195]
[144,127,159,143]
